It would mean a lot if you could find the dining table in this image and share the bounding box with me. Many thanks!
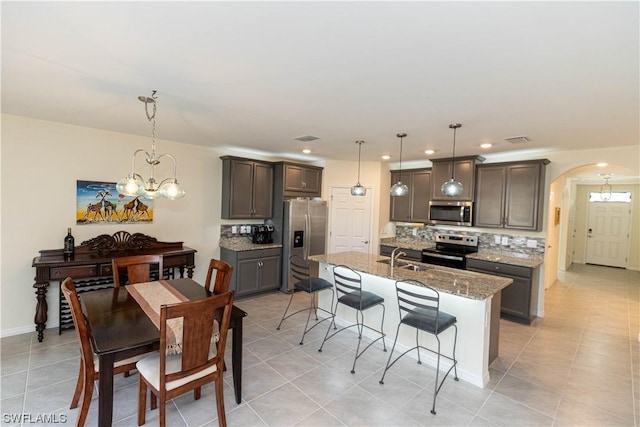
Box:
[80,278,247,427]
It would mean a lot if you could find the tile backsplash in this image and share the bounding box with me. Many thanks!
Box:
[394,225,546,256]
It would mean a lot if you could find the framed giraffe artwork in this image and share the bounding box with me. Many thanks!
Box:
[76,180,154,224]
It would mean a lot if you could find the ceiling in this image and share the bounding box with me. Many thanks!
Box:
[2,1,638,182]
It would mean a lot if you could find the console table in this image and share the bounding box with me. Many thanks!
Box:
[32,231,196,342]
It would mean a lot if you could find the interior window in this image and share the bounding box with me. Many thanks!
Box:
[589,192,632,202]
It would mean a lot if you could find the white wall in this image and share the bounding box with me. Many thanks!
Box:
[1,115,227,335]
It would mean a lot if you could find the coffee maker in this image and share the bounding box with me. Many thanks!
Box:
[251,225,274,244]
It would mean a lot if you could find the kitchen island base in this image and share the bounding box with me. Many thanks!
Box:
[312,255,508,388]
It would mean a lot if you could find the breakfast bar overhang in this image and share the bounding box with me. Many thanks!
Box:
[310,251,512,388]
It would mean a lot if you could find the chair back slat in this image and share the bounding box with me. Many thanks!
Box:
[333,265,362,296]
[160,292,234,384]
[112,254,164,287]
[204,259,234,295]
[290,255,311,283]
[396,280,441,326]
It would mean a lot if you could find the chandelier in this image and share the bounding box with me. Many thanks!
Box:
[441,123,464,197]
[116,91,186,200]
[390,133,409,197]
[351,140,366,196]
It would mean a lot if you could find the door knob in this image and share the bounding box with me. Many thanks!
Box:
[362,240,369,244]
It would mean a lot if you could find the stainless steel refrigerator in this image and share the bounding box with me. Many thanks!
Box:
[280,198,328,293]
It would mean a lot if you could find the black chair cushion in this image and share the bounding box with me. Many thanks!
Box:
[402,307,456,334]
[338,290,384,311]
[293,277,333,294]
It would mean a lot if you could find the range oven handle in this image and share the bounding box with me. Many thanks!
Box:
[422,252,464,261]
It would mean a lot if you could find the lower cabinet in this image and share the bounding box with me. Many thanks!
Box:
[466,258,539,325]
[221,247,282,298]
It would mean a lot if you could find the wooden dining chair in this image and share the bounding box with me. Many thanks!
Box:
[204,259,234,295]
[112,254,164,287]
[61,278,147,427]
[136,291,235,427]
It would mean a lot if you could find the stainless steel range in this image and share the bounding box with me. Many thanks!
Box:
[421,233,479,269]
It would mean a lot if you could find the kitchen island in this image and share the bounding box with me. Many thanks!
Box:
[309,251,512,388]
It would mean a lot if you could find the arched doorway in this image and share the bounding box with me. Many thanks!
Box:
[544,163,639,290]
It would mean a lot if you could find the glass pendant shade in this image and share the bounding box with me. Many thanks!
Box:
[441,178,464,197]
[441,123,464,197]
[351,140,367,196]
[351,183,366,196]
[390,181,409,197]
[116,175,143,197]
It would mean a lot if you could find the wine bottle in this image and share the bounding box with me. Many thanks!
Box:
[63,228,75,260]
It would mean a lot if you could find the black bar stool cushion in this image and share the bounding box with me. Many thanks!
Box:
[339,290,384,311]
[294,277,333,293]
[402,308,456,335]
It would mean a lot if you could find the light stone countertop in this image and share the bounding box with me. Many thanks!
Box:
[219,237,283,252]
[310,251,512,301]
[466,251,544,269]
[379,237,543,268]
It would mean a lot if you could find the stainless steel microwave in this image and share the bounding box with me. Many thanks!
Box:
[428,201,473,226]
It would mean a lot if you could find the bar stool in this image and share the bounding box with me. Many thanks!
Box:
[379,279,458,415]
[318,265,386,373]
[277,255,335,345]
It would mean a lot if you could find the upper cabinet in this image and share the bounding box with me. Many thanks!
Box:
[389,168,432,222]
[221,156,274,219]
[430,156,484,201]
[274,162,323,199]
[474,159,550,231]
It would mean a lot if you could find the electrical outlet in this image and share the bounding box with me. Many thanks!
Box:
[231,226,237,234]
[494,235,501,244]
[501,236,509,246]
[240,226,247,234]
[412,228,418,236]
[526,239,538,248]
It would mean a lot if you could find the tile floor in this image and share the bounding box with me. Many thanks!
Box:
[1,263,638,426]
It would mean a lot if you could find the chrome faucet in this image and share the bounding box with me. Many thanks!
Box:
[390,247,407,268]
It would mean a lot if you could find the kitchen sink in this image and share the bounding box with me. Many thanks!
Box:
[376,259,430,271]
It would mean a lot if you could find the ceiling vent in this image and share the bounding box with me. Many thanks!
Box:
[294,135,320,142]
[504,135,530,144]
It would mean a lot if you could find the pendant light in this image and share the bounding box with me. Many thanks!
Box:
[390,133,409,197]
[441,123,464,197]
[600,175,612,201]
[351,140,367,196]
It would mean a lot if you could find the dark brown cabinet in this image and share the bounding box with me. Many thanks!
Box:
[389,168,431,222]
[221,247,282,298]
[474,159,549,231]
[279,163,322,198]
[466,258,539,325]
[430,156,484,201]
[221,156,274,219]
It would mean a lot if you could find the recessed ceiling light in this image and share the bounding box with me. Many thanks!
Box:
[302,149,311,154]
[480,143,492,149]
[424,149,435,155]
[596,162,608,167]
[382,155,391,160]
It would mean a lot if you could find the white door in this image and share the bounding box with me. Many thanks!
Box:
[586,201,630,267]
[329,186,373,253]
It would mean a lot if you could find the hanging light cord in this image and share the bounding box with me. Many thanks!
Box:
[398,134,405,182]
[451,125,457,180]
[356,141,363,184]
